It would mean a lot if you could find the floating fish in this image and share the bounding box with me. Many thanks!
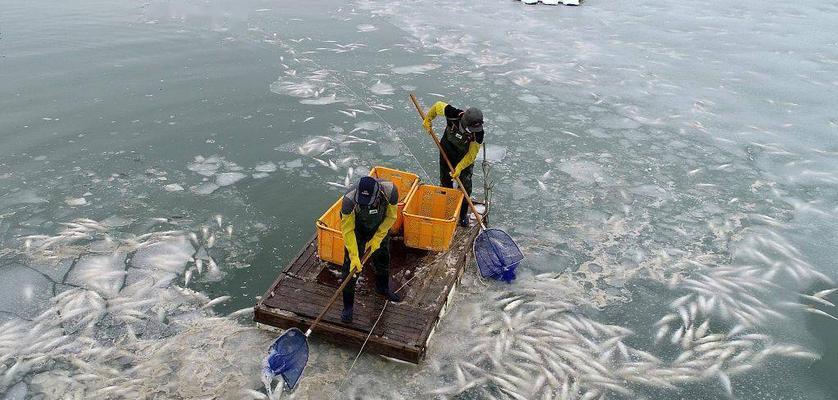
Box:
[718,371,732,396]
[203,295,231,309]
[184,269,192,287]
[804,307,838,321]
[813,288,838,299]
[338,109,357,118]
[800,294,835,308]
[229,307,254,318]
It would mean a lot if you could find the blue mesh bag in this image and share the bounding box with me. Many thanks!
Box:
[474,228,523,282]
[264,327,309,391]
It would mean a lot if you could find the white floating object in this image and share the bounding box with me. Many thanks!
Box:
[562,0,580,4]
[187,161,220,176]
[476,144,507,162]
[203,295,231,309]
[65,197,87,206]
[523,0,538,4]
[356,24,377,32]
[391,64,441,75]
[194,183,220,195]
[300,94,340,105]
[369,80,394,95]
[254,162,277,173]
[216,172,247,187]
[542,0,560,4]
[518,94,541,104]
[164,184,184,192]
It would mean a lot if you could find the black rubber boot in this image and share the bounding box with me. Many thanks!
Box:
[341,306,353,323]
[458,200,471,227]
[341,290,354,322]
[375,274,402,302]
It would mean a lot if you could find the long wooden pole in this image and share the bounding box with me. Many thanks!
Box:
[305,251,371,336]
[409,94,485,229]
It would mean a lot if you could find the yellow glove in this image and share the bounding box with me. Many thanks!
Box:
[340,211,363,275]
[450,142,480,180]
[366,204,397,255]
[349,257,363,275]
[423,118,432,132]
[364,241,380,255]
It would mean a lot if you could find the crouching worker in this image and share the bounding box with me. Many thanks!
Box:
[339,176,402,323]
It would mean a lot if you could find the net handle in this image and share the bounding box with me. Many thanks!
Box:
[305,251,372,337]
[409,94,486,230]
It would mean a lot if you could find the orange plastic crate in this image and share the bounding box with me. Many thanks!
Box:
[402,184,464,251]
[369,166,419,234]
[316,197,345,265]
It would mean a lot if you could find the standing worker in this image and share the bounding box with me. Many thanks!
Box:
[339,176,402,323]
[423,100,484,227]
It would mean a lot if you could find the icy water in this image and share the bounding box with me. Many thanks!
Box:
[1,0,837,398]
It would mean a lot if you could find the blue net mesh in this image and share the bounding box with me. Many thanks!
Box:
[474,228,523,282]
[264,327,309,390]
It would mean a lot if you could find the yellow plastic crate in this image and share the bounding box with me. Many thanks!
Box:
[316,197,345,265]
[369,166,420,234]
[402,184,464,251]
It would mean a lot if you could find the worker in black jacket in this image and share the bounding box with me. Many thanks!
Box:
[339,176,402,323]
[423,101,484,226]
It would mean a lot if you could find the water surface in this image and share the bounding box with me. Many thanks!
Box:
[1,0,837,398]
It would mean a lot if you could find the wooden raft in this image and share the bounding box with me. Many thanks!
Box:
[254,220,481,364]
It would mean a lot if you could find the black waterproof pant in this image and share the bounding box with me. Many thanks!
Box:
[341,233,390,308]
[439,152,473,221]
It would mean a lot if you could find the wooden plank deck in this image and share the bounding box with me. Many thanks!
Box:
[254,214,482,364]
